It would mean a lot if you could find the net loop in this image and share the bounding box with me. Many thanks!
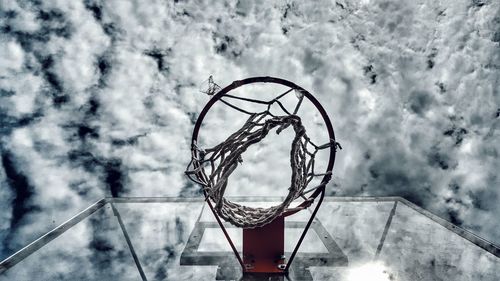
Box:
[187,111,327,228]
[200,75,221,96]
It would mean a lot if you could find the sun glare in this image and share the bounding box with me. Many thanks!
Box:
[346,262,394,281]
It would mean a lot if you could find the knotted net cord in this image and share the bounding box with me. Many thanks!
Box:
[186,86,334,228]
[200,75,221,96]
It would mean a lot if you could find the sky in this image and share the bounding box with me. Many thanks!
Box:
[0,0,499,262]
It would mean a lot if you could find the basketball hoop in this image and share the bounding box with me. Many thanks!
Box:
[186,76,338,275]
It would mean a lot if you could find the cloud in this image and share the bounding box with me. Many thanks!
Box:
[0,0,499,264]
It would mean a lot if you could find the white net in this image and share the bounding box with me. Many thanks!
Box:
[186,79,335,228]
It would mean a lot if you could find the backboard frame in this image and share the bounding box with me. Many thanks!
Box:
[1,196,499,279]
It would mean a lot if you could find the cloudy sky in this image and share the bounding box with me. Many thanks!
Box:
[0,0,499,261]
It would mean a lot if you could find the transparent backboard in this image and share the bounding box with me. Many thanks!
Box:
[0,197,499,281]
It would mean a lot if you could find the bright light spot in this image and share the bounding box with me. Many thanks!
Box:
[359,88,376,111]
[346,262,394,281]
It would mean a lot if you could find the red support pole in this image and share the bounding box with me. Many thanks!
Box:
[243,215,286,274]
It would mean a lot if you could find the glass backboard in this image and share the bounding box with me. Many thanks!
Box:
[1,197,499,280]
